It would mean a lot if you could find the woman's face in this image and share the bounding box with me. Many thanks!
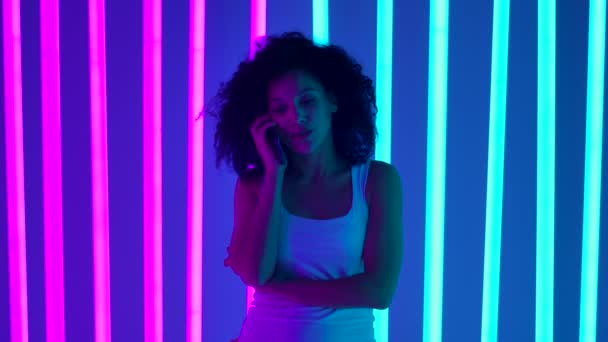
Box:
[267,70,338,154]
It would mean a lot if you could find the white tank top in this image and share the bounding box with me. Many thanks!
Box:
[237,159,375,342]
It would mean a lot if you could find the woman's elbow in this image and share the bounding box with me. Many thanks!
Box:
[374,286,397,310]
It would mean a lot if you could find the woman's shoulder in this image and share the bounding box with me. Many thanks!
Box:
[365,160,401,202]
[367,160,400,182]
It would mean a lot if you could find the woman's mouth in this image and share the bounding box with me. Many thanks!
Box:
[291,129,313,138]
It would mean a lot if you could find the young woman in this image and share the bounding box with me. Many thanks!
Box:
[210,32,403,342]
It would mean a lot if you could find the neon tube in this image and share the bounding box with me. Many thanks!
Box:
[579,0,605,340]
[246,0,266,313]
[249,0,266,60]
[423,1,449,341]
[480,1,510,341]
[3,0,29,340]
[143,0,164,340]
[186,0,205,340]
[373,1,393,342]
[88,0,112,339]
[536,0,556,340]
[312,0,328,45]
[41,0,66,340]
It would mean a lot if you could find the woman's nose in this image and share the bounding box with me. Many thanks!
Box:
[290,106,309,125]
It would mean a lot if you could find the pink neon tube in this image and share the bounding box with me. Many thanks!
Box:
[3,0,29,340]
[249,0,266,59]
[143,0,163,341]
[246,0,266,313]
[88,0,111,340]
[187,0,205,340]
[40,0,66,340]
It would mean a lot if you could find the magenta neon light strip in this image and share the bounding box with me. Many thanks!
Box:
[40,0,66,340]
[249,0,266,60]
[246,0,266,312]
[143,0,163,341]
[186,0,205,340]
[88,0,111,340]
[3,0,29,340]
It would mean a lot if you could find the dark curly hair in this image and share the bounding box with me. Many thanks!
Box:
[206,31,377,179]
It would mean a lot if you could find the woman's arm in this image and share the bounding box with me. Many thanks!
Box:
[226,170,285,287]
[256,161,404,309]
[256,272,387,309]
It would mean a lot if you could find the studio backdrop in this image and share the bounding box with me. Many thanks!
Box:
[1,0,606,341]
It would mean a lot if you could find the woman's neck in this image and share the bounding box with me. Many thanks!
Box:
[285,136,348,184]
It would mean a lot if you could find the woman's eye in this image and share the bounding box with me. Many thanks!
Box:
[271,106,286,114]
[300,97,316,105]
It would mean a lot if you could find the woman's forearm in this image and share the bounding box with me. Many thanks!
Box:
[257,272,388,310]
[232,171,284,286]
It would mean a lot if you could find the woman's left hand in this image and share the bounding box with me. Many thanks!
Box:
[255,270,291,293]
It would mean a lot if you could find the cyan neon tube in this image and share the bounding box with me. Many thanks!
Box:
[481,0,510,341]
[423,1,449,341]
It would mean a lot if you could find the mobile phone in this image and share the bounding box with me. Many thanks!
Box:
[243,127,286,176]
[267,127,286,165]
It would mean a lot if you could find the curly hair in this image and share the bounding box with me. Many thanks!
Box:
[206,31,377,179]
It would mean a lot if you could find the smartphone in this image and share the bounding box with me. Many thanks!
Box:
[243,127,286,175]
[267,127,286,165]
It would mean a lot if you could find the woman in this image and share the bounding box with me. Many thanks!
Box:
[210,32,403,342]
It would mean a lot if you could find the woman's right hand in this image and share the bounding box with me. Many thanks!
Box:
[249,114,287,175]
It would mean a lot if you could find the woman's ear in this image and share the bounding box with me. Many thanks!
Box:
[329,93,338,113]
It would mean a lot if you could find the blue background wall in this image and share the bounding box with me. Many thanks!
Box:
[1,0,606,341]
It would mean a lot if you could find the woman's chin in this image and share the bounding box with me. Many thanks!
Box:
[287,143,314,155]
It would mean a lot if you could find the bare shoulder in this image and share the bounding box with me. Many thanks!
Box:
[366,160,402,202]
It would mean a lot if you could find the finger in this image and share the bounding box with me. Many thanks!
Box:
[251,120,274,134]
[250,115,272,130]
[251,120,276,137]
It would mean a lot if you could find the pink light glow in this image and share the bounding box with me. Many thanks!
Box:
[40,0,66,340]
[3,0,29,340]
[249,0,266,59]
[143,0,164,341]
[186,0,205,341]
[246,0,266,313]
[88,0,112,340]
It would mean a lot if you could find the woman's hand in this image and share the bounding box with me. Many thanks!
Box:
[249,114,287,175]
[225,245,292,289]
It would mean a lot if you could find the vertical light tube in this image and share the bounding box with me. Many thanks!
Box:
[312,0,328,45]
[423,1,448,342]
[246,0,266,313]
[88,0,111,339]
[373,1,393,342]
[536,0,555,340]
[143,0,163,341]
[375,0,393,165]
[40,0,66,340]
[186,0,205,341]
[3,0,29,340]
[579,0,605,340]
[249,0,266,60]
[480,1,510,341]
